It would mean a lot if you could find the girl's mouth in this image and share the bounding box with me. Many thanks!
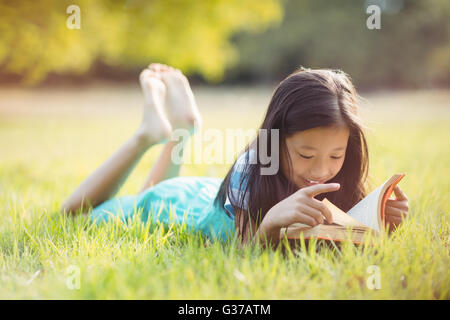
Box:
[301,177,326,186]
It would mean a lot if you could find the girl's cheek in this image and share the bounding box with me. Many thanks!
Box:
[294,161,308,177]
[327,163,343,180]
[336,159,346,172]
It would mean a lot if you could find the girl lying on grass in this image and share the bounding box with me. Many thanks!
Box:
[61,64,409,248]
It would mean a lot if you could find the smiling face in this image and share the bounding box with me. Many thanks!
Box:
[281,126,350,189]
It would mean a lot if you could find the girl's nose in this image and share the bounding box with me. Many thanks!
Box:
[310,167,329,181]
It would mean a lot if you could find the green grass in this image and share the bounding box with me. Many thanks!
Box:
[0,85,449,299]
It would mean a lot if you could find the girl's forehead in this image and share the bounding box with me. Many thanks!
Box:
[286,126,350,148]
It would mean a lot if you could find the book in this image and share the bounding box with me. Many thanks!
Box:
[280,173,406,244]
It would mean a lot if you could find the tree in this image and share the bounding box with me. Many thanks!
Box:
[228,0,450,88]
[0,0,283,84]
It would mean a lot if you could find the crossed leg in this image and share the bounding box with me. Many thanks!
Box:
[60,63,202,215]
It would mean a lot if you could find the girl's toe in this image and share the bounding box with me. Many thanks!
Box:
[148,70,161,79]
[140,69,152,81]
[148,63,163,72]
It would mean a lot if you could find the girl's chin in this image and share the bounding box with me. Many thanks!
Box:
[295,178,310,189]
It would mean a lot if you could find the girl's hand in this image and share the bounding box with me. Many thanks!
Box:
[385,185,409,231]
[263,183,341,230]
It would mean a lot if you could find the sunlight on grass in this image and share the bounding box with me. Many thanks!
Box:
[0,86,449,299]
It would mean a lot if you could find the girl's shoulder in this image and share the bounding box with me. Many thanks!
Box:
[230,147,256,186]
[234,146,256,171]
[224,147,256,215]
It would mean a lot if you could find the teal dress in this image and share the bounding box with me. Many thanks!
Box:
[90,176,235,242]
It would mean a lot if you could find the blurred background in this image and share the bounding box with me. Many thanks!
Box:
[0,0,449,88]
[0,0,449,200]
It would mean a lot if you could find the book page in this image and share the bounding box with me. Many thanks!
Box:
[322,198,368,228]
[282,198,369,232]
[347,184,383,232]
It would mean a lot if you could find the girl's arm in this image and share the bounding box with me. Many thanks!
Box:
[253,218,283,249]
[235,183,340,249]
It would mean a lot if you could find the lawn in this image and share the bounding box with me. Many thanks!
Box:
[0,84,448,299]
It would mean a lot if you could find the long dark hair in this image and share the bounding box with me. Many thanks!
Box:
[214,67,370,243]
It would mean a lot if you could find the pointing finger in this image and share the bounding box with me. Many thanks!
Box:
[302,183,340,198]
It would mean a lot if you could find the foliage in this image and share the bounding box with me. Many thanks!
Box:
[0,0,282,84]
[0,87,449,298]
[229,0,450,88]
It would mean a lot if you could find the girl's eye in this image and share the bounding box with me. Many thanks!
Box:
[299,154,343,160]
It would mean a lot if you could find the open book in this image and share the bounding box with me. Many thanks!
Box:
[280,173,406,244]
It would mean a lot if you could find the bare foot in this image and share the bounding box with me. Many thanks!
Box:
[148,63,202,135]
[137,69,173,146]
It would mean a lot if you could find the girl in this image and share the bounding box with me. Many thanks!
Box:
[61,64,409,247]
[215,67,409,246]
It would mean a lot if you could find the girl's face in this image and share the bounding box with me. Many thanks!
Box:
[281,126,350,189]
